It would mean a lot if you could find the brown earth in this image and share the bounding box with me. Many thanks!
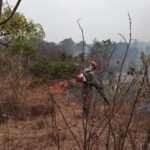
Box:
[0,79,149,150]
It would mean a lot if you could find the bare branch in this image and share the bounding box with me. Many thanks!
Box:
[118,33,127,43]
[112,13,132,110]
[120,67,147,150]
[142,128,150,150]
[48,93,82,150]
[0,0,22,26]
[77,18,85,66]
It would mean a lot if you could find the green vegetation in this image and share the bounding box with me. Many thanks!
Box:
[0,6,45,41]
[0,6,44,57]
[30,58,76,80]
[0,6,76,81]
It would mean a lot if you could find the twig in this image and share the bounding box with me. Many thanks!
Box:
[48,93,82,150]
[112,13,132,111]
[77,18,86,67]
[142,128,150,150]
[0,0,22,26]
[120,65,147,150]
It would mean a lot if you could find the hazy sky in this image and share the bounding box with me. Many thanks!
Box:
[9,0,150,43]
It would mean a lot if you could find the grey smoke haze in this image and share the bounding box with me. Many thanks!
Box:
[9,0,150,43]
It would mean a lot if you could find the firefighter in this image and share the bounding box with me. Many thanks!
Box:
[76,61,110,105]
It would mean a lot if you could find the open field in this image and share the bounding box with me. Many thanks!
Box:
[0,78,149,150]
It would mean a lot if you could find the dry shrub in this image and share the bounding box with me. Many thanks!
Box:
[29,104,50,118]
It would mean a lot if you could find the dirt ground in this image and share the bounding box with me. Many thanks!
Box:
[0,80,149,150]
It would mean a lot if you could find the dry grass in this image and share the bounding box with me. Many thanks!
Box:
[0,77,149,150]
